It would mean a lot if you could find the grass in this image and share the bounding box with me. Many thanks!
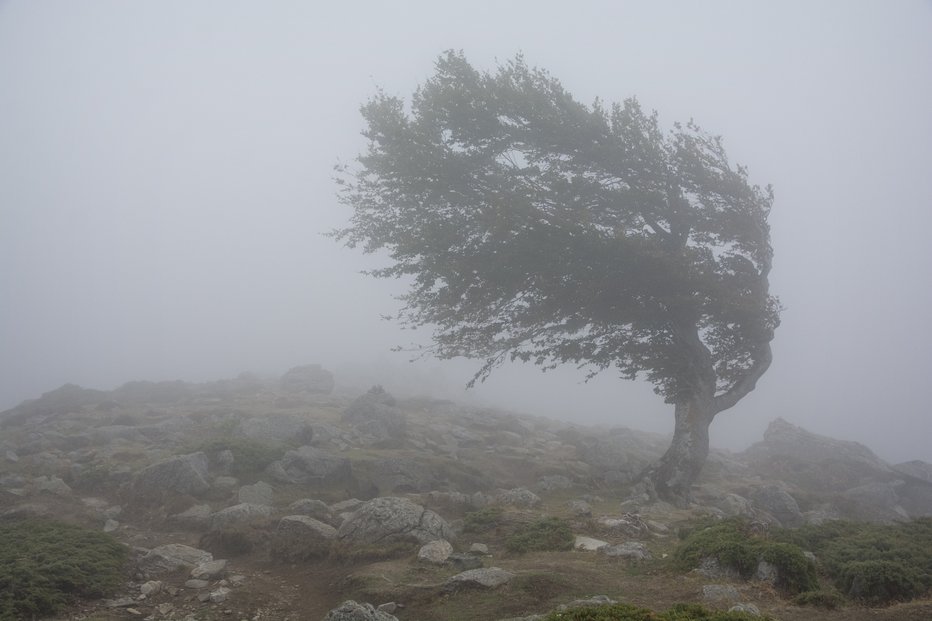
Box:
[0,518,127,620]
[505,516,575,553]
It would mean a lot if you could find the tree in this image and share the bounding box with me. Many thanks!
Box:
[334,52,779,505]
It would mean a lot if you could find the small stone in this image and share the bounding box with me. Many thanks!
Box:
[568,500,592,517]
[191,559,227,580]
[377,602,398,614]
[103,519,119,532]
[139,580,162,596]
[157,603,174,615]
[185,579,210,589]
[209,586,232,603]
[468,543,489,555]
[417,539,453,564]
[573,535,608,551]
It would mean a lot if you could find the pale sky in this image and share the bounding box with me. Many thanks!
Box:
[2,1,931,463]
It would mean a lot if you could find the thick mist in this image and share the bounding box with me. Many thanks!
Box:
[1,1,931,463]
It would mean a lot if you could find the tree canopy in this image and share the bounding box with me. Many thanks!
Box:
[336,51,779,414]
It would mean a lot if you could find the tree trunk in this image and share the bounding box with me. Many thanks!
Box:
[643,397,716,507]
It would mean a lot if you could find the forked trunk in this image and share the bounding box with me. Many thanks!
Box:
[644,397,715,507]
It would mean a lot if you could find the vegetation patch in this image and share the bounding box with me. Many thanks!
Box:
[542,602,772,620]
[675,518,817,594]
[462,506,504,533]
[505,516,574,553]
[0,518,127,621]
[774,517,932,604]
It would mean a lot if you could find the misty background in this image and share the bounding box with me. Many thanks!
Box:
[1,1,930,463]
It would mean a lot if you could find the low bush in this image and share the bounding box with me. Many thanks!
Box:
[0,519,127,620]
[792,588,845,609]
[773,517,932,604]
[506,516,574,553]
[542,602,771,620]
[675,518,817,594]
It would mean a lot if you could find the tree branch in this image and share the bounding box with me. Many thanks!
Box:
[711,341,772,413]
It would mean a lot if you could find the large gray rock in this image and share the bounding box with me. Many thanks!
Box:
[288,498,335,524]
[238,481,273,506]
[417,539,453,564]
[209,503,273,530]
[272,515,337,561]
[134,452,210,496]
[342,386,406,445]
[751,485,804,527]
[893,460,932,484]
[137,544,213,577]
[280,364,334,394]
[742,418,894,493]
[493,487,541,508]
[323,600,398,621]
[337,497,454,545]
[269,446,353,486]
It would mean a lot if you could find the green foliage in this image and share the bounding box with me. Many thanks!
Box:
[335,50,778,404]
[542,602,771,620]
[462,506,504,533]
[0,519,126,620]
[773,517,932,604]
[674,518,817,594]
[838,560,924,604]
[193,437,283,478]
[792,588,845,609]
[505,516,574,553]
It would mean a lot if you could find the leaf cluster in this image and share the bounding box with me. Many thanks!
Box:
[336,51,778,404]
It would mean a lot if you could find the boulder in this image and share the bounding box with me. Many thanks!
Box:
[742,418,894,493]
[269,446,353,486]
[209,503,273,530]
[237,415,315,446]
[574,536,608,552]
[323,600,399,621]
[280,364,335,394]
[134,452,210,496]
[191,559,227,580]
[137,544,213,577]
[288,498,335,524]
[342,386,406,445]
[337,497,454,545]
[238,481,273,506]
[493,487,541,508]
[443,567,515,591]
[271,515,337,561]
[417,539,453,564]
[751,485,804,527]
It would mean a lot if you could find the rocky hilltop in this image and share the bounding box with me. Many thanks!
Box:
[1,366,930,620]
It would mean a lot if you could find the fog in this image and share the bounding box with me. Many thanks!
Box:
[2,1,930,463]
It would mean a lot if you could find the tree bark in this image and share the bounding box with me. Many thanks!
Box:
[643,396,716,507]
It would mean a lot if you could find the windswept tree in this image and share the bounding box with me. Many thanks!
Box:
[335,52,779,505]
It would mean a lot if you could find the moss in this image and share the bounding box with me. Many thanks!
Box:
[0,519,127,620]
[505,516,574,553]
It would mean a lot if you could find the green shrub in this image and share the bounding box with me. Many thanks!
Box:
[505,516,574,553]
[773,517,932,605]
[0,519,127,620]
[792,588,845,609]
[541,602,772,620]
[462,506,504,533]
[674,518,817,594]
[839,560,924,604]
